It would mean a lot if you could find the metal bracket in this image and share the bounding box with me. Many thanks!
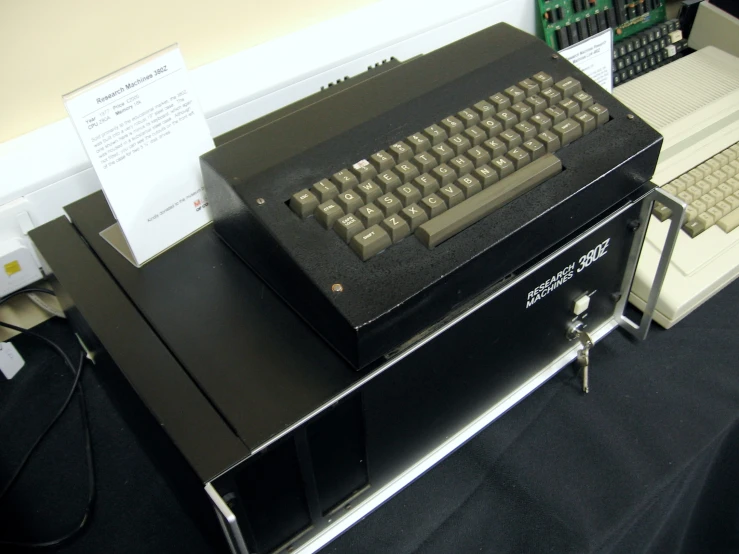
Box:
[615,186,686,340]
[205,483,250,554]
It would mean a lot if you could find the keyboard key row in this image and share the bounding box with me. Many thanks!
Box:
[291,109,606,216]
[654,142,739,237]
[326,158,564,250]
[287,72,611,259]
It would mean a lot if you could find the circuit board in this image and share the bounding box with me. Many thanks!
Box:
[537,0,667,50]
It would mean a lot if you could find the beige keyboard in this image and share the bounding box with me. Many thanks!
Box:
[653,142,739,237]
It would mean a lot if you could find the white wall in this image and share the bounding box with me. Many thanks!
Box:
[0,0,379,143]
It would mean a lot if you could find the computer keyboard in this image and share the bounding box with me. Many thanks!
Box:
[288,73,609,260]
[614,46,739,327]
[201,23,662,368]
[653,142,739,237]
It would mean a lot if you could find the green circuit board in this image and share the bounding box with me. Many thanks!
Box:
[537,0,667,50]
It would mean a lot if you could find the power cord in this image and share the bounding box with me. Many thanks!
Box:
[0,288,57,309]
[26,293,65,319]
[0,289,95,549]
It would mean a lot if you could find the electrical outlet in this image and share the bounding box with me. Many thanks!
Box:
[0,238,43,296]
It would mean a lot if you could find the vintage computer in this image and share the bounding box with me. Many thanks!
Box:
[27,9,696,554]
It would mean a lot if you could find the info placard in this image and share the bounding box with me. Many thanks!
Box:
[63,45,214,266]
[559,29,614,93]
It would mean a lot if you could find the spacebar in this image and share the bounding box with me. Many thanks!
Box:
[415,154,563,248]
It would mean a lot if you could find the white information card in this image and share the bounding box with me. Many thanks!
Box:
[64,45,214,266]
[0,342,25,380]
[559,29,614,93]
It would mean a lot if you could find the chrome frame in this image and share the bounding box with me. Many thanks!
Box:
[206,483,250,554]
[616,187,686,340]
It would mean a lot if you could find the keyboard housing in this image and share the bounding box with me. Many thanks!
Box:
[615,46,739,327]
[202,23,662,369]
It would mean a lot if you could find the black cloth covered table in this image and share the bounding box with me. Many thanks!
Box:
[1,278,738,554]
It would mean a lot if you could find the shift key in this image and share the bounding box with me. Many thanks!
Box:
[350,225,392,260]
[415,154,563,248]
[553,118,582,146]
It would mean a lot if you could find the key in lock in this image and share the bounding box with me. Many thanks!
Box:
[567,321,593,393]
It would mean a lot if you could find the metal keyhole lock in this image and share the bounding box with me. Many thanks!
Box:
[567,321,593,393]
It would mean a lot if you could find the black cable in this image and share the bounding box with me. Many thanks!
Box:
[0,317,96,548]
[0,288,55,309]
[0,351,83,499]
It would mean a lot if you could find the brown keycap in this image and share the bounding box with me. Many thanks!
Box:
[381,214,411,243]
[290,189,319,218]
[334,214,365,243]
[350,225,392,260]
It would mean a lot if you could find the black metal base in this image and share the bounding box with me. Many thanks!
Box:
[32,184,651,554]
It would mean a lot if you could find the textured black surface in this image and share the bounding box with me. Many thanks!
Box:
[213,58,402,149]
[29,217,249,482]
[63,194,356,453]
[202,23,662,367]
[2,281,738,554]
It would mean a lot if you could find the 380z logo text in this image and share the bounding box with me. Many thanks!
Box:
[577,239,609,273]
[525,237,611,309]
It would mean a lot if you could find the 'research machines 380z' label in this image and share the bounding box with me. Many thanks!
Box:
[525,238,610,309]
